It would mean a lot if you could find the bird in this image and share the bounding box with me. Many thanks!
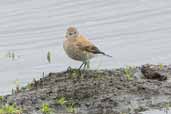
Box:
[63,26,112,69]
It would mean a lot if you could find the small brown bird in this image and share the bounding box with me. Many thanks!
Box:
[63,26,111,69]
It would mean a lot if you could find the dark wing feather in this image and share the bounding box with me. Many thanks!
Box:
[76,43,101,54]
[76,41,112,57]
[84,45,102,54]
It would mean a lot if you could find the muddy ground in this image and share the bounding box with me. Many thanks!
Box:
[2,64,171,114]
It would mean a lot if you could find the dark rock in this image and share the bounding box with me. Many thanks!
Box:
[141,64,169,81]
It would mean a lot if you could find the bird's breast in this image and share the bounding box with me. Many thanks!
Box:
[63,39,94,61]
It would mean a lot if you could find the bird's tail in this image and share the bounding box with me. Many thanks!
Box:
[100,52,112,57]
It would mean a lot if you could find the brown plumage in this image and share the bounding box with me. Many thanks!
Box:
[63,26,111,69]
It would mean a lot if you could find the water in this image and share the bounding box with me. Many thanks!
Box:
[141,108,171,114]
[0,0,171,100]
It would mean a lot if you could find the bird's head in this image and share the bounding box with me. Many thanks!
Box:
[65,26,79,39]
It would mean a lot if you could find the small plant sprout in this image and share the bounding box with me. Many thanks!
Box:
[0,96,3,107]
[14,79,20,93]
[66,102,76,113]
[124,66,134,81]
[26,83,32,90]
[12,52,15,60]
[0,104,22,114]
[47,51,52,63]
[0,96,3,101]
[56,97,76,113]
[57,97,67,105]
[163,102,171,114]
[7,52,12,58]
[68,69,81,79]
[6,51,16,60]
[41,103,52,114]
[159,64,164,70]
[119,113,126,114]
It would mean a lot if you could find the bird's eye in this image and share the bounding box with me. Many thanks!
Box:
[69,33,72,35]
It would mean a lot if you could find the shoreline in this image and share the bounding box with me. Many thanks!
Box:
[1,64,171,114]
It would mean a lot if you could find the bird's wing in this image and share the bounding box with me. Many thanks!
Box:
[75,35,102,54]
[77,43,102,54]
[75,35,112,57]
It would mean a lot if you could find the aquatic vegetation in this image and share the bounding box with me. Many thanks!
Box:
[67,68,81,79]
[25,83,33,90]
[11,53,15,60]
[0,96,3,101]
[57,97,67,105]
[0,104,22,114]
[56,97,76,113]
[19,78,37,92]
[0,51,19,60]
[6,51,16,60]
[47,51,52,63]
[14,79,20,93]
[93,73,108,80]
[119,113,127,114]
[0,96,3,107]
[65,102,76,113]
[41,103,53,114]
[123,66,134,81]
[0,97,22,114]
[162,102,171,114]
[159,64,164,70]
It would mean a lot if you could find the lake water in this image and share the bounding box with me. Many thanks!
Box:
[0,1,171,113]
[141,108,171,114]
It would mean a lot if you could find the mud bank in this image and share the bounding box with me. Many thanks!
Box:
[2,64,171,114]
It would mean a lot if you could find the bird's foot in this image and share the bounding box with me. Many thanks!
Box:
[66,67,82,80]
[67,66,72,72]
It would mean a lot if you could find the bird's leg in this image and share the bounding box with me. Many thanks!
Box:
[76,62,85,77]
[78,61,89,77]
[83,61,87,69]
[86,60,90,69]
[79,62,85,70]
[83,60,90,70]
[66,66,72,73]
[67,66,72,71]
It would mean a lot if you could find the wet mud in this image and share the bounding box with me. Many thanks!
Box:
[2,64,171,114]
